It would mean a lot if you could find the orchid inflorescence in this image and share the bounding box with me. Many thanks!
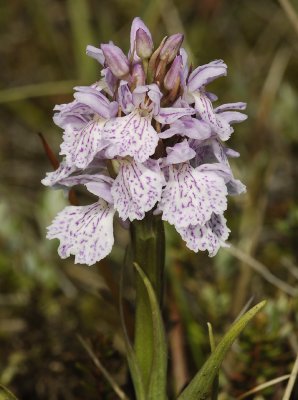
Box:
[42,17,247,266]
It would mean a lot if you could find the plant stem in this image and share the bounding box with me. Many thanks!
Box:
[131,213,165,388]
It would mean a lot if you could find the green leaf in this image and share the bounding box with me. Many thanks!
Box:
[178,300,266,400]
[134,263,168,400]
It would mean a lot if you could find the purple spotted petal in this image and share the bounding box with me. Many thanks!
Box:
[157,162,227,228]
[187,60,227,92]
[192,92,232,140]
[217,111,247,125]
[42,161,77,187]
[74,86,118,119]
[159,117,211,140]
[60,118,107,169]
[147,84,162,115]
[111,159,164,221]
[177,213,230,256]
[155,107,195,124]
[165,140,196,165]
[53,101,93,130]
[102,110,159,162]
[59,173,111,189]
[47,199,115,266]
[214,102,247,113]
[131,84,162,114]
[190,140,218,166]
[85,179,114,204]
[208,141,246,194]
[118,82,134,113]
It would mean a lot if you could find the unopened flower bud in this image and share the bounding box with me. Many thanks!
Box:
[160,33,184,64]
[136,28,154,59]
[132,63,146,86]
[101,44,130,78]
[164,55,182,90]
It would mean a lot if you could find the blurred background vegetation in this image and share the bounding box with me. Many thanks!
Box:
[0,0,298,399]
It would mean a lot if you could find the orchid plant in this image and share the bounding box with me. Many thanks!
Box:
[42,17,265,399]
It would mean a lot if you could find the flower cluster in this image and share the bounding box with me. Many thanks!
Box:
[42,17,247,266]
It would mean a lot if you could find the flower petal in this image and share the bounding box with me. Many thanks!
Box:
[60,118,107,169]
[86,45,105,65]
[42,161,77,187]
[187,60,227,92]
[179,48,189,87]
[101,44,130,78]
[58,172,111,189]
[217,111,247,125]
[157,162,227,228]
[155,107,195,124]
[130,17,153,62]
[214,102,247,113]
[192,92,232,140]
[102,110,159,162]
[85,179,114,204]
[165,140,196,165]
[74,86,118,119]
[111,159,164,220]
[159,117,211,140]
[47,199,115,266]
[118,82,134,113]
[176,213,230,256]
[53,101,92,130]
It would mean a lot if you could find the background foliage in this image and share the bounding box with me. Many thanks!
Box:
[0,0,298,398]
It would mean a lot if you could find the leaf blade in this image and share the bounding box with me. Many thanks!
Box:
[178,300,266,400]
[134,262,168,400]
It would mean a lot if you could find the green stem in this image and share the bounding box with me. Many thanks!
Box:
[131,213,165,388]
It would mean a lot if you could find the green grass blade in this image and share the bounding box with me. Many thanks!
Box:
[178,300,266,400]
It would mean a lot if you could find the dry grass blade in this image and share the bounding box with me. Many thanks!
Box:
[0,80,79,103]
[234,296,254,323]
[226,245,298,297]
[282,258,298,280]
[279,0,298,36]
[78,335,129,400]
[237,374,290,399]
[282,352,298,400]
[0,384,18,399]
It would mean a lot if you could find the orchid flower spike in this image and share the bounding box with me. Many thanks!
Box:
[42,17,247,266]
